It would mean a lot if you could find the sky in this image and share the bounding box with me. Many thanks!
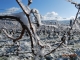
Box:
[0,0,80,21]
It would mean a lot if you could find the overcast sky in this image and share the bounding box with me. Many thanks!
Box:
[0,0,80,21]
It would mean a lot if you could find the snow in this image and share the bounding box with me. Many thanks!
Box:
[2,29,14,38]
[12,12,29,26]
[72,21,80,30]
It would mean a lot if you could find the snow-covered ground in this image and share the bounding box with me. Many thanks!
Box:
[0,32,80,60]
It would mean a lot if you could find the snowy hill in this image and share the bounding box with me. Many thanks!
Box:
[41,20,70,25]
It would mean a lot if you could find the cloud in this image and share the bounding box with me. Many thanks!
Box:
[42,11,75,21]
[67,16,75,20]
[0,7,20,15]
[6,7,20,13]
[42,11,58,20]
[0,8,75,21]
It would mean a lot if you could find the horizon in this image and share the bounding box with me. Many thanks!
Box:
[41,19,71,21]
